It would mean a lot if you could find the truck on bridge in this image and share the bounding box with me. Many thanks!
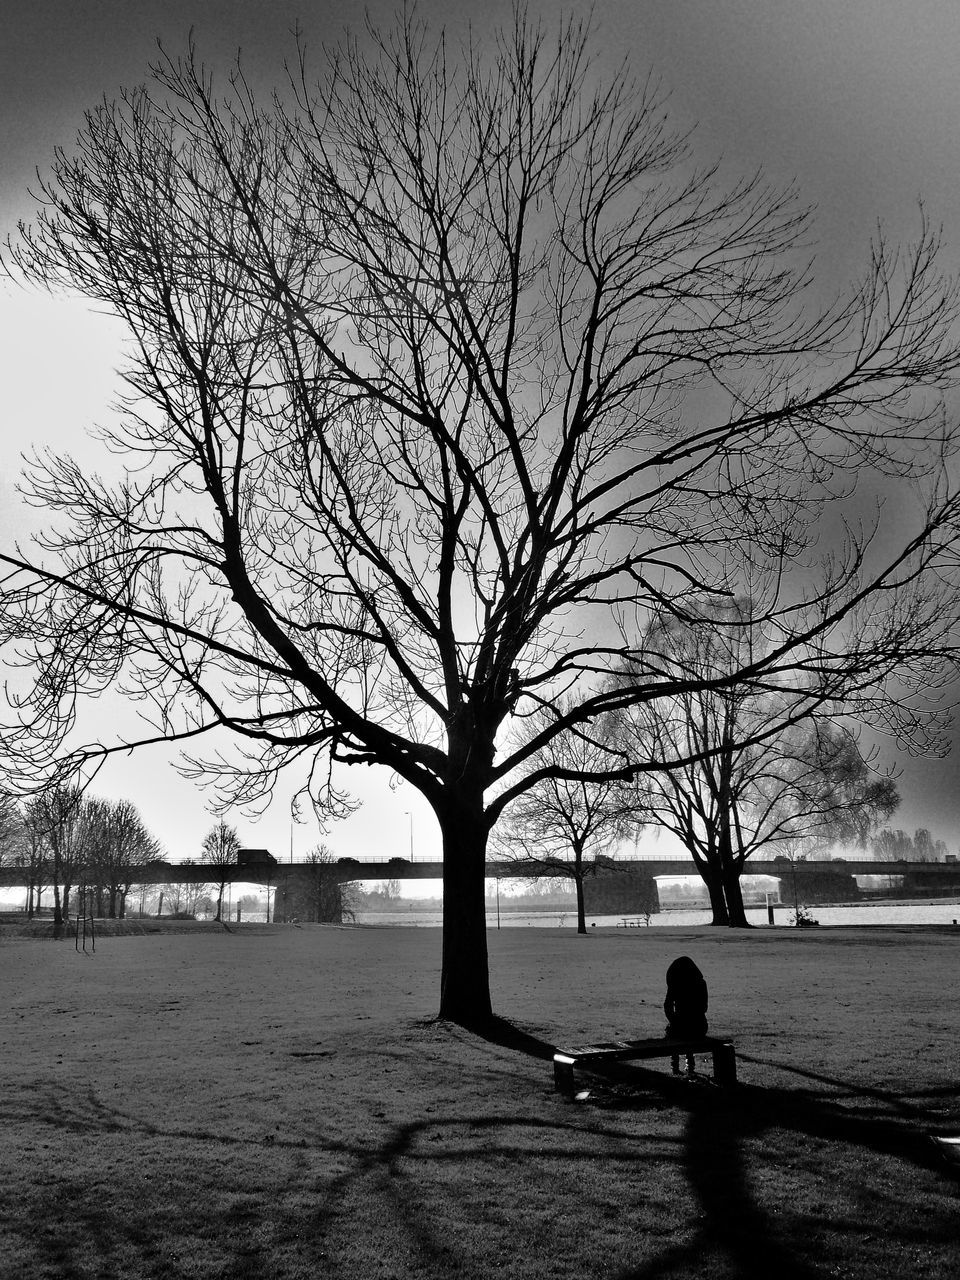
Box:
[237,848,278,868]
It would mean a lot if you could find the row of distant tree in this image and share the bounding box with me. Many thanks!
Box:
[0,786,162,934]
[0,788,246,936]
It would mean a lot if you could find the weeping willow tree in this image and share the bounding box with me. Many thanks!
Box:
[3,8,960,1020]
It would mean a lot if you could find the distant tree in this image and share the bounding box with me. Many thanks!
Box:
[0,793,25,868]
[163,880,212,917]
[622,606,903,925]
[799,737,900,851]
[236,893,262,919]
[495,704,633,933]
[277,844,358,922]
[22,785,91,937]
[200,820,240,922]
[19,801,49,917]
[788,729,901,856]
[912,828,948,862]
[871,829,912,861]
[872,827,947,862]
[84,798,163,917]
[130,883,163,917]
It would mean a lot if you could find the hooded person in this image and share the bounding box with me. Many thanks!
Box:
[663,956,708,1074]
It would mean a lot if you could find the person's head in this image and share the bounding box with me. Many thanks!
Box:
[666,955,704,988]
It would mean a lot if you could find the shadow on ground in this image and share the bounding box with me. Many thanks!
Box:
[3,1017,958,1279]
[463,1016,960,1280]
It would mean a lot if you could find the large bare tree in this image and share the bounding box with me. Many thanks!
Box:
[621,605,905,925]
[2,11,960,1018]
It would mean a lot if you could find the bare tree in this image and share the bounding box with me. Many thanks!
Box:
[162,880,212,918]
[19,801,49,917]
[494,704,633,933]
[21,785,91,936]
[2,11,960,1016]
[622,606,904,925]
[799,736,900,854]
[0,792,25,868]
[200,820,240,921]
[84,797,163,917]
[279,842,358,923]
[872,827,947,862]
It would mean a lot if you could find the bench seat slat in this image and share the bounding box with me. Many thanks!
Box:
[553,1035,736,1093]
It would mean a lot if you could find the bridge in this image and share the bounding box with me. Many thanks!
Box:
[2,854,958,890]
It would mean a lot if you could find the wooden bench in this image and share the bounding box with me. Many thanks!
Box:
[553,1036,737,1095]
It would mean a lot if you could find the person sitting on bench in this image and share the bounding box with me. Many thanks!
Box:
[663,955,708,1074]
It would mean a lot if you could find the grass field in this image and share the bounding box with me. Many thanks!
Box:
[1,922,958,1279]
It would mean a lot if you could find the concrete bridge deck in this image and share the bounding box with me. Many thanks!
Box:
[2,855,958,890]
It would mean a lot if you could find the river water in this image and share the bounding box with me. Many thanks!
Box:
[354,900,960,928]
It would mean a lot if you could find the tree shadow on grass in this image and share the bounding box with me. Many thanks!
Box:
[460,1017,960,1280]
[5,1023,959,1280]
[439,1012,558,1061]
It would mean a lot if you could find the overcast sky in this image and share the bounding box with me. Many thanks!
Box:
[2,1,960,861]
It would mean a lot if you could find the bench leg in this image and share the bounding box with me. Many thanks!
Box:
[554,1055,576,1095]
[711,1043,737,1087]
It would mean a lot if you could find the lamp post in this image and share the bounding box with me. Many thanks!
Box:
[404,811,414,860]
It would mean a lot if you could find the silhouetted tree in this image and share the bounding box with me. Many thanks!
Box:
[3,11,960,1014]
[19,801,49,917]
[0,793,25,868]
[200,820,240,921]
[872,826,947,862]
[84,797,163,917]
[622,606,903,925]
[495,704,633,933]
[22,785,90,936]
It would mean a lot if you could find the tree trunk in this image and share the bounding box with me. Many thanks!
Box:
[706,871,730,925]
[722,867,750,927]
[691,844,729,926]
[717,843,749,927]
[716,816,750,928]
[438,800,493,1025]
[52,880,64,939]
[574,873,587,934]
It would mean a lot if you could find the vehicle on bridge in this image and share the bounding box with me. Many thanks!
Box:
[237,848,278,868]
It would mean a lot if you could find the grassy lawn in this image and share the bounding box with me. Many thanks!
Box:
[1,922,958,1279]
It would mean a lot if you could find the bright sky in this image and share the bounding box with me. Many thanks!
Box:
[2,1,960,860]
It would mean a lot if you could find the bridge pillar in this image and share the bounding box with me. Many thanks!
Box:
[583,867,660,916]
